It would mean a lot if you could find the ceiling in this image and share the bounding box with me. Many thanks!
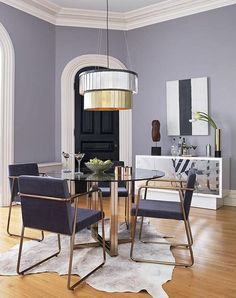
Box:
[48,0,166,13]
[1,0,236,30]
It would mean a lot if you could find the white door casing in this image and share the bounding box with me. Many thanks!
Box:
[61,54,132,170]
[0,23,15,206]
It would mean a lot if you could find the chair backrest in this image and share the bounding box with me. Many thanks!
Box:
[8,163,39,200]
[183,170,196,219]
[18,176,74,235]
[98,161,125,187]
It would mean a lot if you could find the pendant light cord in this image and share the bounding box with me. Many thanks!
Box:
[96,28,102,70]
[124,31,133,69]
[106,0,109,68]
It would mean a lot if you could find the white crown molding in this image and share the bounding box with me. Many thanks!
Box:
[125,0,236,30]
[55,9,125,30]
[1,0,236,30]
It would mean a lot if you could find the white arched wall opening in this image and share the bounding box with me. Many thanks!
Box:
[61,54,132,170]
[0,23,15,206]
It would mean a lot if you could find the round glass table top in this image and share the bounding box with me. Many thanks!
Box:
[47,168,165,182]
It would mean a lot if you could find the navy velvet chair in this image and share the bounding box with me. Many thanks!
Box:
[7,163,44,241]
[130,170,196,267]
[17,175,106,290]
[98,161,129,227]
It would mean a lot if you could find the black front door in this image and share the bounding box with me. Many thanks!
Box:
[74,67,119,169]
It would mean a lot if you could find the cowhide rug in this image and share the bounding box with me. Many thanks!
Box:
[0,221,174,297]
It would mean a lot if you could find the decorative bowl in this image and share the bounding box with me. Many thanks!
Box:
[85,160,113,174]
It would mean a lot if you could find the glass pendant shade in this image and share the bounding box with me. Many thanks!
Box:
[79,69,138,111]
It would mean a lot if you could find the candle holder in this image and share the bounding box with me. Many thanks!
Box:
[215,128,221,157]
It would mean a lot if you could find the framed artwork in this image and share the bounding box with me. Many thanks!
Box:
[166,77,208,135]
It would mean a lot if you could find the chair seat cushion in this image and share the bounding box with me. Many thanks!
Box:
[75,208,103,232]
[131,200,184,220]
[99,187,128,197]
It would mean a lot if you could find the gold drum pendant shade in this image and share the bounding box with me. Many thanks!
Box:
[84,90,132,111]
[79,69,138,111]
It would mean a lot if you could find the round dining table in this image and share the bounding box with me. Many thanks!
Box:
[47,168,165,256]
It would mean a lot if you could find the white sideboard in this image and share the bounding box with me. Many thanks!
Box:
[135,155,230,210]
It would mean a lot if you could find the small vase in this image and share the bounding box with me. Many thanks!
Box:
[215,128,221,157]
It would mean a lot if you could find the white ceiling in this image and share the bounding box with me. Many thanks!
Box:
[2,0,236,30]
[47,0,166,13]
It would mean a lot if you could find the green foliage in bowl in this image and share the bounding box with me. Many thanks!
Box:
[85,158,113,174]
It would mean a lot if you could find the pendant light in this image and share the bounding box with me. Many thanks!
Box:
[79,0,138,111]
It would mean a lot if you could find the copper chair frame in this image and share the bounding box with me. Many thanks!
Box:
[16,186,106,290]
[7,175,44,241]
[130,178,195,267]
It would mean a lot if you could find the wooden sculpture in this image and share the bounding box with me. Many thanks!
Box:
[151,120,161,155]
[152,120,161,142]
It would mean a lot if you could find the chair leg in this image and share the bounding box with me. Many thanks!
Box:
[130,215,138,260]
[186,218,193,246]
[6,200,14,235]
[17,228,61,275]
[138,217,144,240]
[124,196,130,229]
[67,217,106,291]
[183,217,194,266]
[130,216,194,267]
[7,202,44,242]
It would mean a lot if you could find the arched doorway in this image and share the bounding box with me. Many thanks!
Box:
[74,66,119,166]
[61,54,132,171]
[0,23,15,206]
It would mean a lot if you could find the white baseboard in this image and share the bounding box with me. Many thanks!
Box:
[224,190,236,207]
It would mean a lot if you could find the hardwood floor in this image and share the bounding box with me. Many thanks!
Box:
[0,199,236,298]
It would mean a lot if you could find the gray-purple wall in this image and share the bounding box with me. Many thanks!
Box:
[0,3,55,163]
[1,2,236,188]
[127,5,236,189]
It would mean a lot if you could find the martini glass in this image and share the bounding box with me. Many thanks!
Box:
[62,151,71,173]
[74,153,85,174]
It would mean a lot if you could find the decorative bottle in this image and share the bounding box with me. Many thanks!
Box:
[182,138,188,156]
[171,138,177,156]
[177,137,183,156]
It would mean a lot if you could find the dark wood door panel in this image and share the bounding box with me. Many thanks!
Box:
[74,67,119,166]
[81,111,94,134]
[100,112,114,134]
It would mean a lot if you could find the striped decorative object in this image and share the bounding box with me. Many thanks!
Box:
[171,158,219,194]
[166,77,208,136]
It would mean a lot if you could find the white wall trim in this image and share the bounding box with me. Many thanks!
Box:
[55,9,125,30]
[224,190,236,207]
[1,0,236,30]
[61,54,132,170]
[0,23,15,206]
[125,0,236,30]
